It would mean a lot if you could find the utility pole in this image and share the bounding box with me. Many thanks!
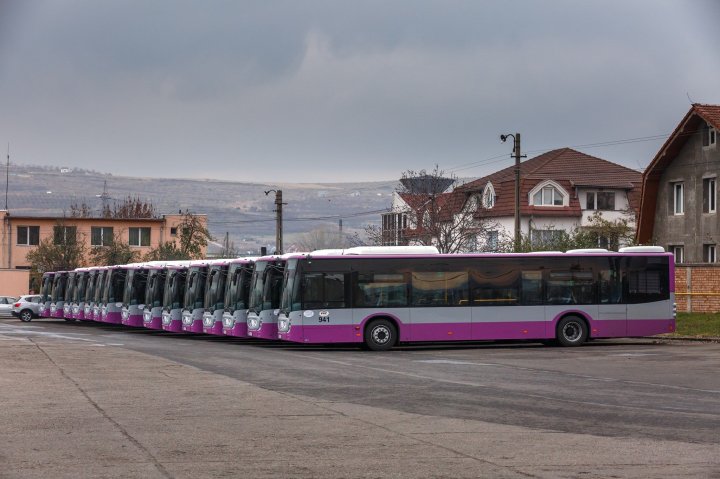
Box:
[500,133,526,252]
[5,143,9,211]
[265,189,284,254]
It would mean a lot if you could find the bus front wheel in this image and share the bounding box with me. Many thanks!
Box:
[364,319,397,351]
[556,316,588,347]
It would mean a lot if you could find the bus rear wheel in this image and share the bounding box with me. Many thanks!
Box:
[364,319,397,351]
[556,316,588,347]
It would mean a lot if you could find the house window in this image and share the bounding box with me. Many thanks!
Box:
[91,226,113,246]
[170,227,178,236]
[129,227,151,247]
[531,229,563,247]
[17,226,40,246]
[482,183,495,209]
[704,244,716,263]
[704,178,716,214]
[533,186,564,206]
[671,182,684,215]
[671,245,684,264]
[53,226,77,245]
[703,123,717,147]
[586,192,615,211]
[486,230,499,251]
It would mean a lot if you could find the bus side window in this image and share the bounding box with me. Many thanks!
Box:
[599,269,622,304]
[521,271,543,305]
[355,273,407,308]
[411,271,468,307]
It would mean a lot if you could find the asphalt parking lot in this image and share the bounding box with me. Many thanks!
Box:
[1,316,719,478]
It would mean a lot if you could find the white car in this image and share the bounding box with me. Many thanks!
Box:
[10,295,42,322]
[0,296,19,316]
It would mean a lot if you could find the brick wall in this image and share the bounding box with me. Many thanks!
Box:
[675,265,720,313]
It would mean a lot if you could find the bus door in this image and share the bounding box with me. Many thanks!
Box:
[597,266,626,337]
[353,271,411,342]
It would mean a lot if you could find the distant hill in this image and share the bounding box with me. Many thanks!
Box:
[2,163,399,249]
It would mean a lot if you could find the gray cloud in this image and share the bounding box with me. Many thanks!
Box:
[1,0,719,182]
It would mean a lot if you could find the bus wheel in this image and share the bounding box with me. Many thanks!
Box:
[364,319,397,351]
[63,318,77,322]
[556,316,588,347]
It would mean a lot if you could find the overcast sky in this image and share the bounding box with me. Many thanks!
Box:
[1,0,719,183]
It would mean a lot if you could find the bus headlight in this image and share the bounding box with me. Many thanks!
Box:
[162,312,171,325]
[222,312,234,328]
[278,318,290,332]
[182,312,193,325]
[143,310,152,323]
[72,305,80,315]
[203,312,214,327]
[248,317,260,330]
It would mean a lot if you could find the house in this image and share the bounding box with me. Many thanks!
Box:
[636,103,720,264]
[0,211,207,294]
[383,148,642,251]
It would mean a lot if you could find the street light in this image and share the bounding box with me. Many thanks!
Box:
[500,133,526,252]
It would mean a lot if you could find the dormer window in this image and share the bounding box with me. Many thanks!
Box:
[703,123,717,147]
[529,181,567,207]
[482,182,495,209]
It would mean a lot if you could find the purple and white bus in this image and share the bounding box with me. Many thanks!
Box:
[62,271,77,320]
[50,271,69,319]
[276,246,675,350]
[246,254,295,340]
[91,267,108,321]
[121,264,149,327]
[221,258,256,337]
[70,268,89,320]
[202,260,231,335]
[142,264,168,330]
[162,263,189,333]
[181,260,212,333]
[99,266,127,324]
[39,272,55,317]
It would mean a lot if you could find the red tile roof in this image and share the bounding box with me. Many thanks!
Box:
[448,148,641,219]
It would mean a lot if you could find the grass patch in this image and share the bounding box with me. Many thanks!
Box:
[668,313,720,338]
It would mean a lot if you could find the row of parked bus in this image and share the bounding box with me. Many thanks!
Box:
[34,246,676,350]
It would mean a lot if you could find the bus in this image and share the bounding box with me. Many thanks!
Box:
[276,247,675,350]
[247,254,300,340]
[50,271,69,319]
[91,267,108,321]
[98,266,127,323]
[70,268,89,320]
[62,271,77,319]
[122,264,149,327]
[221,258,256,337]
[39,272,55,317]
[141,262,189,330]
[202,259,231,335]
[162,263,189,333]
[84,267,103,321]
[181,260,212,333]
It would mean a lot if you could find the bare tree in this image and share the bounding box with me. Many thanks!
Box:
[294,227,347,251]
[394,166,498,253]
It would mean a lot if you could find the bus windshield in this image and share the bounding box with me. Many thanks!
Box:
[163,270,187,310]
[94,271,106,303]
[145,270,166,308]
[84,273,96,302]
[204,265,227,311]
[184,267,207,310]
[74,273,87,302]
[248,261,268,313]
[280,259,298,313]
[262,263,285,311]
[225,264,252,313]
[103,270,127,304]
[51,275,66,301]
[123,269,148,306]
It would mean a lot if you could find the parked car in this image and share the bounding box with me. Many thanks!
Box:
[10,295,43,322]
[0,296,19,316]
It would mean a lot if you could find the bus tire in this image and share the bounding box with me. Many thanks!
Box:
[556,316,588,347]
[364,318,397,351]
[64,318,77,322]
